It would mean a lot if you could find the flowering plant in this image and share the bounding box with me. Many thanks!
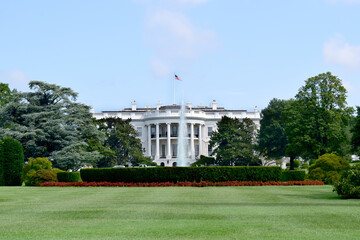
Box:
[41,180,324,187]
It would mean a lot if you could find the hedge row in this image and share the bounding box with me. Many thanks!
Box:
[57,172,82,182]
[80,166,282,183]
[281,170,306,181]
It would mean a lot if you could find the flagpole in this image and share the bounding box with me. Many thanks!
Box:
[173,73,175,105]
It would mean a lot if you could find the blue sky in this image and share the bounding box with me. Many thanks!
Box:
[1,0,360,112]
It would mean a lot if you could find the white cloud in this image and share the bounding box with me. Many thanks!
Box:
[0,69,30,91]
[323,35,360,71]
[139,0,217,78]
[146,9,216,59]
[150,58,171,78]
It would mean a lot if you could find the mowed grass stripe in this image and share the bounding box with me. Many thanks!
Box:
[0,186,359,240]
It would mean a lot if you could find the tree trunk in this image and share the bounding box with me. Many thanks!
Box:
[290,155,295,170]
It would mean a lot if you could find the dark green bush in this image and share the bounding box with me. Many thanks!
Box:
[191,155,216,166]
[31,169,57,186]
[334,164,360,199]
[3,137,24,186]
[80,166,282,183]
[0,140,4,186]
[308,153,350,184]
[52,168,65,181]
[57,172,82,182]
[281,170,306,181]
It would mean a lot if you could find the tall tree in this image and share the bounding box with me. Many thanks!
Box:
[0,81,105,170]
[351,106,360,155]
[210,116,260,166]
[97,117,152,166]
[0,83,13,106]
[257,98,289,161]
[284,72,353,163]
[2,136,24,186]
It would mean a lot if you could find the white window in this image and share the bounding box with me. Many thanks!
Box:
[137,127,142,137]
[161,144,166,158]
[208,127,213,137]
[172,144,177,157]
[171,125,178,137]
[151,126,155,138]
[208,144,212,156]
[195,126,199,138]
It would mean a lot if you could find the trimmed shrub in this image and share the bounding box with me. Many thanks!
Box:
[3,136,24,186]
[22,157,54,186]
[52,168,65,181]
[57,172,82,182]
[0,140,4,186]
[31,169,57,186]
[334,164,360,199]
[80,166,282,183]
[308,153,350,184]
[281,170,306,181]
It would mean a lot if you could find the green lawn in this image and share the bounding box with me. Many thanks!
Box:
[0,186,359,240]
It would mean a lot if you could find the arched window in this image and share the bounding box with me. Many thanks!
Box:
[160,162,165,167]
[172,162,177,167]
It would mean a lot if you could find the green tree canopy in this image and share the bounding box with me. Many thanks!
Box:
[210,116,260,166]
[351,106,360,155]
[97,117,152,166]
[284,72,353,161]
[0,81,105,170]
[0,83,13,106]
[257,98,289,160]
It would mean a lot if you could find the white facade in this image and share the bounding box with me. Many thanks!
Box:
[93,100,260,167]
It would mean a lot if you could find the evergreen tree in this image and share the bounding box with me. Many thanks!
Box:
[210,116,260,166]
[0,139,4,186]
[351,106,360,155]
[0,81,105,170]
[3,136,24,186]
[97,117,152,166]
[257,98,289,160]
[0,83,13,106]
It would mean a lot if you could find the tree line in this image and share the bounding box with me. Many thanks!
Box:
[1,72,359,170]
[0,81,152,170]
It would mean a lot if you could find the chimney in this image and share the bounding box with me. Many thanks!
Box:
[156,101,162,110]
[131,100,136,111]
[187,102,192,110]
[212,100,217,110]
[254,106,258,113]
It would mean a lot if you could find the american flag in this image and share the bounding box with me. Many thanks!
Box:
[174,74,182,81]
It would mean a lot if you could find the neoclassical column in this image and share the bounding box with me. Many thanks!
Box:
[155,123,160,160]
[147,125,151,157]
[198,124,202,157]
[166,123,171,159]
[190,123,195,159]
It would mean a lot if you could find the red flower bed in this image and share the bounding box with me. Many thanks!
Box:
[40,180,324,187]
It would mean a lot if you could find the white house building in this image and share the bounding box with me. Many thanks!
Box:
[93,100,261,167]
